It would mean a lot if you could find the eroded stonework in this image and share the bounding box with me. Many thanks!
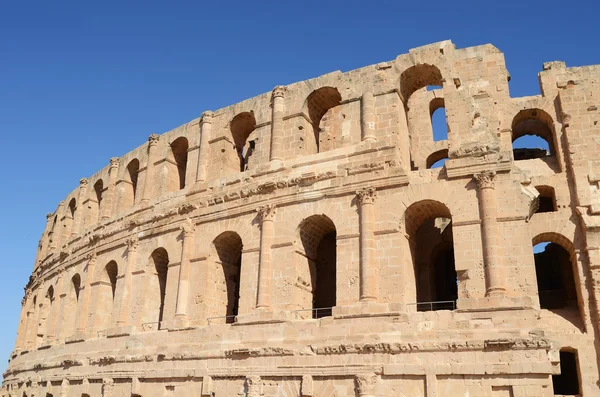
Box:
[4,40,600,396]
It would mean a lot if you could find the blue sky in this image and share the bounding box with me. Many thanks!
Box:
[1,0,598,374]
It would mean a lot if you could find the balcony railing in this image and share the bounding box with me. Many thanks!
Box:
[292,307,334,320]
[407,300,456,312]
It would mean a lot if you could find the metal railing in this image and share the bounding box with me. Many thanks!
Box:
[407,300,456,312]
[207,315,237,325]
[292,307,334,320]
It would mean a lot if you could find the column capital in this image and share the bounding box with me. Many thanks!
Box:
[46,212,54,220]
[356,187,377,205]
[109,157,120,168]
[180,219,195,236]
[355,374,378,396]
[79,178,89,187]
[200,111,214,124]
[272,85,287,100]
[473,171,496,189]
[257,204,277,222]
[126,235,139,251]
[148,133,160,146]
[85,250,97,264]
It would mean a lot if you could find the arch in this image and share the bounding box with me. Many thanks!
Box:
[429,97,448,142]
[399,64,443,104]
[67,198,77,236]
[93,179,104,222]
[149,248,169,329]
[426,149,449,169]
[120,158,140,210]
[105,261,118,299]
[535,185,557,213]
[170,137,189,190]
[230,112,256,172]
[511,108,556,160]
[552,349,581,395]
[297,214,337,318]
[48,215,58,247]
[212,231,243,323]
[305,87,342,153]
[94,261,118,331]
[61,273,81,338]
[36,285,54,345]
[71,274,81,301]
[531,233,581,321]
[404,200,456,311]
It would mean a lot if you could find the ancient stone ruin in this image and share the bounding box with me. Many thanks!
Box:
[3,40,600,396]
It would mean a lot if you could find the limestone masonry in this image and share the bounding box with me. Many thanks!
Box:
[5,40,600,397]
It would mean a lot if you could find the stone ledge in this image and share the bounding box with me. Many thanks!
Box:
[105,325,136,338]
[234,309,295,325]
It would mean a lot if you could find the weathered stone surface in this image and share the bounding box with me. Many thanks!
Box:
[4,40,600,396]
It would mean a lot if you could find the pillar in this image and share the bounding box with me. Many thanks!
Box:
[175,220,195,319]
[356,187,378,301]
[361,92,377,142]
[71,178,88,237]
[116,236,138,327]
[46,270,65,341]
[141,134,160,204]
[474,171,506,297]
[39,213,54,260]
[245,376,262,397]
[59,379,69,397]
[102,378,114,397]
[355,374,378,397]
[76,252,96,333]
[102,157,120,220]
[270,86,287,163]
[256,204,277,309]
[195,111,214,183]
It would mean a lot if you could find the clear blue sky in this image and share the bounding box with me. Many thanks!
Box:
[1,0,598,374]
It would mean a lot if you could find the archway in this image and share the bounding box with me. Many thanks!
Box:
[230,112,256,172]
[93,179,104,222]
[123,158,140,209]
[511,109,556,161]
[212,231,242,323]
[298,215,337,318]
[305,87,342,153]
[36,285,54,346]
[405,200,457,311]
[96,261,118,331]
[535,185,557,213]
[169,137,188,190]
[62,274,81,337]
[149,248,169,329]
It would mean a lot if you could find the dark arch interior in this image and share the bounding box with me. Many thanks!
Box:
[405,201,457,311]
[71,274,81,301]
[426,149,449,169]
[127,159,140,201]
[151,248,169,328]
[213,232,242,323]
[533,242,578,311]
[511,109,555,161]
[306,87,342,153]
[94,179,103,221]
[552,350,580,395]
[105,261,118,300]
[170,137,189,189]
[299,215,337,318]
[400,64,443,104]
[230,112,256,172]
[68,198,76,219]
[535,185,557,213]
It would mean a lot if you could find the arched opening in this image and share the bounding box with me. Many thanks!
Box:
[405,200,457,311]
[37,286,54,345]
[535,185,557,213]
[170,137,188,190]
[552,349,581,395]
[230,112,256,172]
[71,274,81,301]
[48,215,57,247]
[306,87,342,153]
[61,273,81,337]
[532,238,579,313]
[105,261,118,299]
[212,232,242,323]
[93,179,104,222]
[67,198,77,236]
[95,261,118,331]
[149,248,169,329]
[430,97,448,142]
[426,149,449,169]
[126,159,140,207]
[298,215,337,318]
[511,109,556,161]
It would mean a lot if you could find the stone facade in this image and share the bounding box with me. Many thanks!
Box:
[3,40,600,396]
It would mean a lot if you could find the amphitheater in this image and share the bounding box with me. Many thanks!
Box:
[3,40,600,397]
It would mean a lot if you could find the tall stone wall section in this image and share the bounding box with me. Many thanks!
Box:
[4,40,600,396]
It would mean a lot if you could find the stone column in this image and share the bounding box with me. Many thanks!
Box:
[102,157,120,220]
[175,220,195,319]
[474,171,506,297]
[71,178,88,237]
[141,134,160,205]
[39,213,55,259]
[195,111,214,183]
[116,236,138,327]
[49,211,59,251]
[46,270,65,341]
[361,92,377,142]
[256,204,277,309]
[356,187,378,302]
[354,374,378,397]
[59,379,69,397]
[270,86,287,164]
[245,376,262,397]
[102,378,114,397]
[76,252,97,333]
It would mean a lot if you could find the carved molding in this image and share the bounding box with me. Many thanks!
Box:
[473,170,496,190]
[148,133,160,146]
[272,85,287,99]
[355,374,378,396]
[200,111,214,124]
[79,178,88,187]
[109,157,120,168]
[127,235,139,252]
[245,376,262,397]
[181,219,195,236]
[356,187,377,205]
